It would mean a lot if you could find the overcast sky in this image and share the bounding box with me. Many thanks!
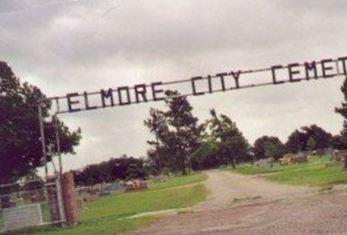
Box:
[0,0,345,172]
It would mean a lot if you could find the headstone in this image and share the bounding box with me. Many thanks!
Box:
[1,195,11,209]
[332,150,347,169]
[316,149,325,156]
[3,203,43,231]
[133,179,148,189]
[126,181,136,191]
[109,182,124,193]
[279,153,295,165]
[255,158,275,167]
[152,175,168,183]
[292,153,308,163]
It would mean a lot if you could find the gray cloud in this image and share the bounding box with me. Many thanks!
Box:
[0,0,345,171]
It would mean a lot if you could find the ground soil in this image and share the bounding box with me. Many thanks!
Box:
[130,170,347,235]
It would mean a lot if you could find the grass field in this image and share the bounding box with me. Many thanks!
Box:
[6,173,207,235]
[148,173,208,190]
[233,156,347,186]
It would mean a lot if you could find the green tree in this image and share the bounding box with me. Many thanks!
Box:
[72,155,147,186]
[336,77,347,148]
[285,125,332,153]
[301,125,332,150]
[191,136,219,170]
[264,140,284,160]
[285,130,307,153]
[205,109,249,168]
[331,135,345,150]
[253,136,284,160]
[307,137,316,151]
[144,90,201,175]
[163,90,202,174]
[0,61,81,183]
[144,108,168,173]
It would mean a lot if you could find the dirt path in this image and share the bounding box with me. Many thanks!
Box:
[195,170,313,210]
[130,171,347,235]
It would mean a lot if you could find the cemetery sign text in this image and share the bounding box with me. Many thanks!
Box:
[51,56,347,114]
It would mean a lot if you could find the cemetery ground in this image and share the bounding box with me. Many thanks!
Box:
[3,174,208,235]
[133,156,347,234]
[5,156,347,235]
[233,155,347,186]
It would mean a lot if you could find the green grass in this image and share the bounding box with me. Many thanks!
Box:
[41,203,51,223]
[233,161,309,175]
[7,217,158,235]
[233,156,347,186]
[148,173,208,190]
[7,173,208,235]
[265,163,347,186]
[80,183,207,221]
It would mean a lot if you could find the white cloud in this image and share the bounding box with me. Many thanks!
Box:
[0,0,345,171]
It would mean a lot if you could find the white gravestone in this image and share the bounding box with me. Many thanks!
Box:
[3,203,43,231]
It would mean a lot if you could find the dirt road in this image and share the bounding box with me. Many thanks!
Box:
[131,171,347,235]
[195,170,313,210]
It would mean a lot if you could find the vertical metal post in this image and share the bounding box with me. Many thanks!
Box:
[53,115,66,225]
[54,115,63,175]
[38,104,48,179]
[55,173,66,225]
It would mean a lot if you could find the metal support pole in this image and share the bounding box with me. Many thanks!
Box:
[54,114,67,226]
[54,115,63,175]
[55,173,66,225]
[38,104,48,179]
[52,115,66,225]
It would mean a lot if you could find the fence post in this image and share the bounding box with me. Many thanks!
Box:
[61,172,78,225]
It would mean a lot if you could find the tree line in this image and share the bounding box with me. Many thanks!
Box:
[144,90,347,175]
[1,61,347,185]
[69,122,342,187]
[71,155,147,186]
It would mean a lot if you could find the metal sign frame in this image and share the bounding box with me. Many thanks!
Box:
[38,55,347,177]
[47,56,347,114]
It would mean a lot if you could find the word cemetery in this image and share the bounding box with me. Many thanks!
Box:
[52,56,347,114]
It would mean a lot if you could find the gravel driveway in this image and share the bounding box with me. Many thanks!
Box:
[131,170,347,235]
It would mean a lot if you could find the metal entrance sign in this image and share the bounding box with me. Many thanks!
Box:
[37,55,347,203]
[50,56,347,114]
